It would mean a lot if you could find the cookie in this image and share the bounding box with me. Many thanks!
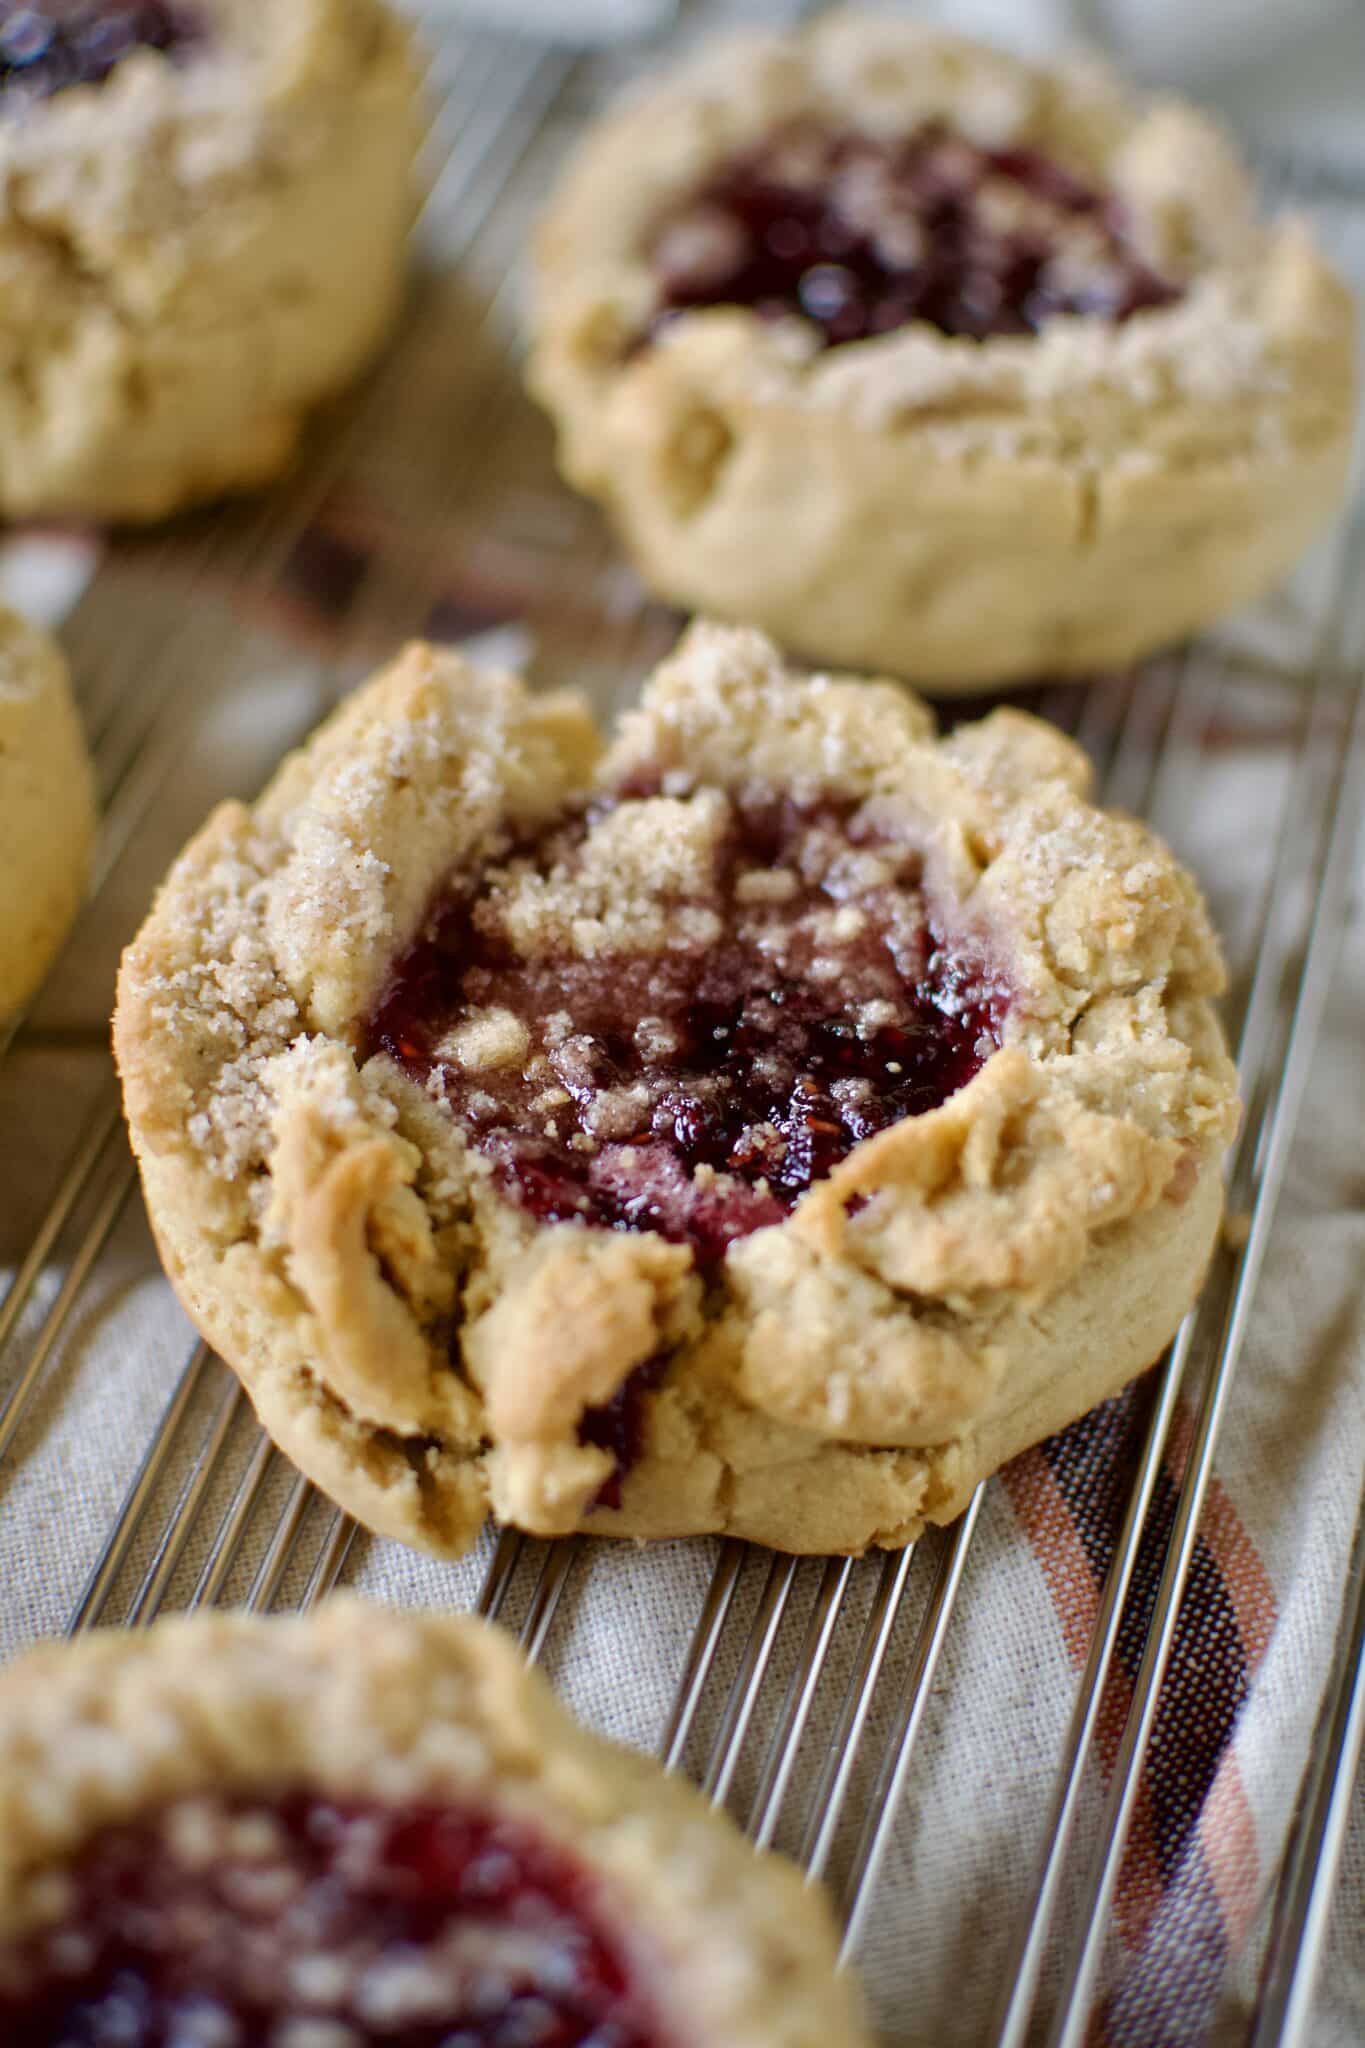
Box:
[527,12,1356,689]
[0,1598,868,2046]
[0,0,420,521]
[114,621,1240,1558]
[0,606,95,1018]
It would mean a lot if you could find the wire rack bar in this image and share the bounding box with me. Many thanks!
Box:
[1043,588,1365,2048]
[660,1541,747,1768]
[127,1372,247,1629]
[245,1473,315,1615]
[841,1489,985,1951]
[749,1556,855,1850]
[802,1545,919,1883]
[1250,1477,1365,2048]
[188,1435,278,1612]
[477,1527,527,1623]
[0,1098,122,1356]
[520,1538,581,1664]
[992,555,1359,2043]
[301,1512,359,1612]
[700,1553,801,1806]
[0,1145,136,1463]
[990,1325,1194,2047]
[66,1341,217,1635]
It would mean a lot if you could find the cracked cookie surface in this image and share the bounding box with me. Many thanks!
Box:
[0,1599,869,2047]
[116,622,1238,1558]
[528,11,1356,688]
[0,606,95,1018]
[0,0,419,520]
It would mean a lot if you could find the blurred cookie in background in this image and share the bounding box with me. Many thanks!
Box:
[0,0,422,521]
[0,605,94,1018]
[527,11,1357,689]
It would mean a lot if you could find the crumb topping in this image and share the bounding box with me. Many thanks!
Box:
[366,781,1007,1263]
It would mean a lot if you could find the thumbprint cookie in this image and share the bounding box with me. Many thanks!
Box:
[115,622,1239,1557]
[528,12,1355,687]
[0,606,95,1017]
[0,0,420,520]
[0,1599,869,2047]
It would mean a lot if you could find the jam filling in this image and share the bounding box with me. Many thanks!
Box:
[646,118,1181,348]
[367,786,1007,1268]
[579,1354,670,1512]
[0,1792,663,2047]
[0,1,200,103]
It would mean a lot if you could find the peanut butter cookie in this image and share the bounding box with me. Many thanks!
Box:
[115,622,1238,1557]
[0,606,95,1018]
[0,1599,868,2047]
[0,0,420,520]
[528,12,1356,688]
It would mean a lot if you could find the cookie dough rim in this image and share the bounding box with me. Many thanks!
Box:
[0,604,96,1019]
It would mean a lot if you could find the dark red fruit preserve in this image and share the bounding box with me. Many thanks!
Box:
[0,1792,664,2047]
[645,119,1180,348]
[579,1353,671,1511]
[0,1,200,103]
[366,785,1009,1266]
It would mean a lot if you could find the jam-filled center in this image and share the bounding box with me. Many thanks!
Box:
[367,784,1007,1265]
[0,1792,663,2047]
[646,118,1181,347]
[0,1,201,103]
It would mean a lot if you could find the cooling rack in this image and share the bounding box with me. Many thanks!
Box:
[0,5,1362,2044]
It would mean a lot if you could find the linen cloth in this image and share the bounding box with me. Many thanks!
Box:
[0,11,1362,2046]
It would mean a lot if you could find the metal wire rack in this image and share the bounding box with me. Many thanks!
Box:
[0,6,1362,2044]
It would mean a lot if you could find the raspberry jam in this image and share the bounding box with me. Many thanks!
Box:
[646,119,1180,347]
[0,1792,663,2047]
[367,786,1008,1265]
[0,1,199,103]
[579,1354,670,1511]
